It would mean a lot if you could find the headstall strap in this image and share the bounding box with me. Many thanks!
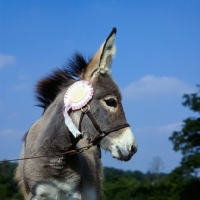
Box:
[79,105,102,135]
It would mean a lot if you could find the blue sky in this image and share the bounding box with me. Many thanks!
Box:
[0,0,200,173]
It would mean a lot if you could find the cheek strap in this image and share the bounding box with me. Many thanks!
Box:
[79,106,102,134]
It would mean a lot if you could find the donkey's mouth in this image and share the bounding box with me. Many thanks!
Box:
[111,145,136,162]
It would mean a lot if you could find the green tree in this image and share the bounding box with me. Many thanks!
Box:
[169,85,200,177]
[0,161,24,200]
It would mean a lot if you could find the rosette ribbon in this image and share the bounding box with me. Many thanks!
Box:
[63,80,94,137]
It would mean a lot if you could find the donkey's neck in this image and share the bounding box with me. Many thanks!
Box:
[37,89,77,153]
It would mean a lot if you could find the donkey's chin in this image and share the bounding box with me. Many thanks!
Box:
[111,146,136,162]
[106,127,137,161]
[112,154,132,162]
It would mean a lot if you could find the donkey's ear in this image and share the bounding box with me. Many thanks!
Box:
[83,28,117,81]
[98,27,117,73]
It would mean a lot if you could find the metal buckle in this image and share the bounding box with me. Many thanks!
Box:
[100,132,106,137]
[81,105,90,113]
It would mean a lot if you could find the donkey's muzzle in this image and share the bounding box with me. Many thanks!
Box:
[111,146,135,162]
[109,127,137,161]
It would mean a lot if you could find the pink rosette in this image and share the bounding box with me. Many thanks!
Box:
[63,80,94,137]
[64,80,94,110]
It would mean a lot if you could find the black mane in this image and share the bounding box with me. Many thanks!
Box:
[35,53,89,111]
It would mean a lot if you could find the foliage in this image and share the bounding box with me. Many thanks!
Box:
[169,85,200,176]
[0,162,200,200]
[0,161,24,200]
[104,167,200,200]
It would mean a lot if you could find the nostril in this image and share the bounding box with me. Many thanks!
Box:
[130,145,137,154]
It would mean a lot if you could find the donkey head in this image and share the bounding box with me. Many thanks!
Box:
[74,28,137,161]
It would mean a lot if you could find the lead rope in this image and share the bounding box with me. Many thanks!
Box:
[0,124,130,162]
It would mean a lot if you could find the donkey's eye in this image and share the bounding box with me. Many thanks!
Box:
[104,98,117,108]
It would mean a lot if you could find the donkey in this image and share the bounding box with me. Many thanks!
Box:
[15,28,137,200]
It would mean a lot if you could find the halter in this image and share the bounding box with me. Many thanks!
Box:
[71,104,130,159]
[77,105,130,145]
